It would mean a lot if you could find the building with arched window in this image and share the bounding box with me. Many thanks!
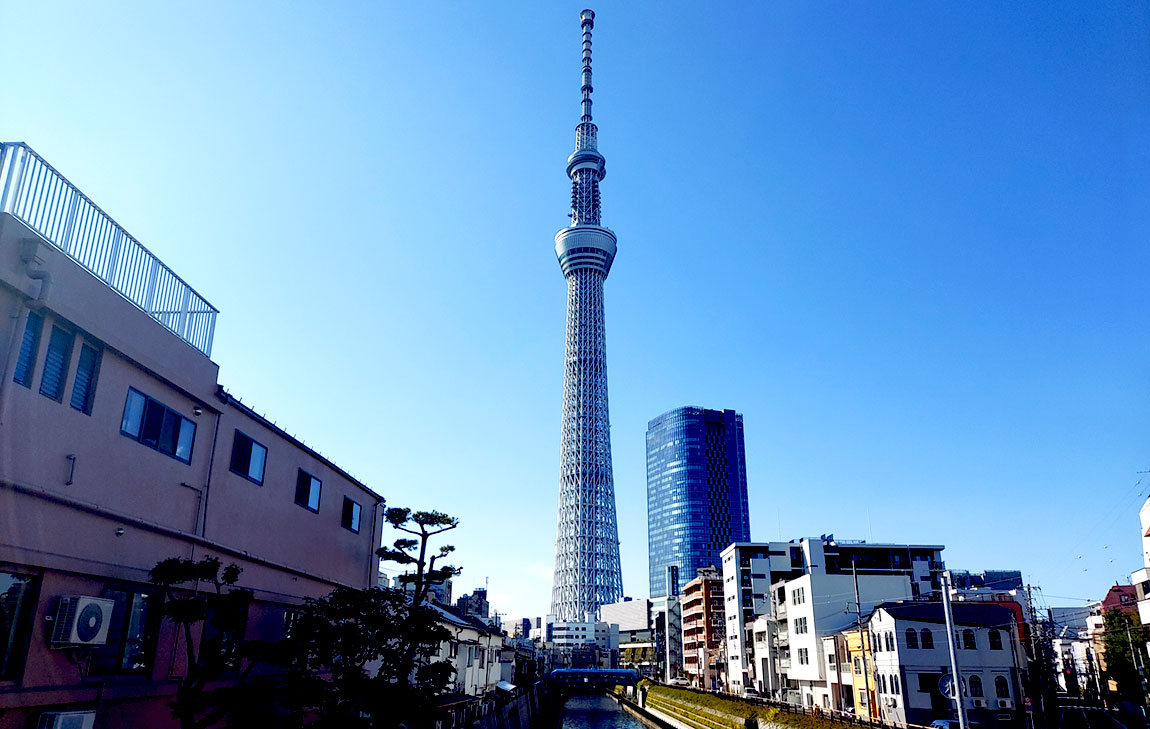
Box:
[859,602,1025,729]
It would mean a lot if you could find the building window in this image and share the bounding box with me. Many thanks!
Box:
[854,657,861,672]
[969,675,983,698]
[920,628,934,649]
[13,310,43,387]
[283,609,302,640]
[995,676,1009,698]
[892,674,900,694]
[886,632,895,651]
[963,629,976,650]
[905,628,918,648]
[229,431,267,485]
[295,469,322,512]
[988,629,1003,650]
[120,388,196,464]
[90,587,158,675]
[880,674,887,693]
[39,325,74,401]
[0,570,38,680]
[792,587,805,605]
[798,648,809,665]
[795,617,808,634]
[342,497,362,533]
[69,343,101,414]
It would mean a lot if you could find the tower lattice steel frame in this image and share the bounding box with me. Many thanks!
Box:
[550,8,624,621]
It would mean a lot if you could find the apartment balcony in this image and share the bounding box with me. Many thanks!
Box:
[0,143,218,356]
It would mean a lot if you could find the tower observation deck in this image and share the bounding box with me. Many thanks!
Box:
[550,8,624,621]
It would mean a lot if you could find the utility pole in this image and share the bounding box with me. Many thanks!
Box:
[854,557,873,718]
[1125,622,1144,673]
[1025,585,1057,728]
[942,573,968,729]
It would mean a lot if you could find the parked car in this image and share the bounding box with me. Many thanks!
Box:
[742,687,761,698]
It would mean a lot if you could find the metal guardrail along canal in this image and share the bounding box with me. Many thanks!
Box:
[0,142,218,356]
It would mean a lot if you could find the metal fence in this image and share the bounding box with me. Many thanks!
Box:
[0,142,218,356]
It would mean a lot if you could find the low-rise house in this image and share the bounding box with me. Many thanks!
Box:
[429,603,509,697]
[866,602,1024,729]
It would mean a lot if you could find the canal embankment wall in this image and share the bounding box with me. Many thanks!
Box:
[616,684,928,729]
[437,681,558,729]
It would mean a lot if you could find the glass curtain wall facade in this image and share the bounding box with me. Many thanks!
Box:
[647,407,751,598]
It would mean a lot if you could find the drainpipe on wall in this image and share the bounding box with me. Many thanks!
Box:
[199,408,222,538]
[367,499,381,589]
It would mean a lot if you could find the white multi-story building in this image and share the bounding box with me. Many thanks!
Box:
[866,602,1025,729]
[550,619,619,651]
[1130,496,1150,654]
[724,537,945,701]
[602,598,651,632]
[602,597,681,679]
[651,594,684,681]
[1051,626,1093,695]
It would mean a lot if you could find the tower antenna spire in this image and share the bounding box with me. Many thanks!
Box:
[580,9,595,123]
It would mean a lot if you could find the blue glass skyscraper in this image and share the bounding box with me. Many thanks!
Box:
[647,407,751,598]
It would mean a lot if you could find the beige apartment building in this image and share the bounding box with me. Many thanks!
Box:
[0,143,383,728]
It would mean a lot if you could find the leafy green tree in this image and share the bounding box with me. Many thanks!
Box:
[1101,608,1147,704]
[149,556,255,729]
[280,507,462,728]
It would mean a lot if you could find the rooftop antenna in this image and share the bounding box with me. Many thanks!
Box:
[580,9,594,124]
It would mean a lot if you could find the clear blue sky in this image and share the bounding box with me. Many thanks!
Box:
[3,2,1147,621]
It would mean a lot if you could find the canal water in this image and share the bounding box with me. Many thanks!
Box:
[561,695,645,729]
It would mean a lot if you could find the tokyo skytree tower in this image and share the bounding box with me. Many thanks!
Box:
[550,8,624,621]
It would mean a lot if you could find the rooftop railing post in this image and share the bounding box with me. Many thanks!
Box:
[0,144,26,215]
[59,189,81,254]
[104,228,124,283]
[142,257,160,315]
[176,287,192,338]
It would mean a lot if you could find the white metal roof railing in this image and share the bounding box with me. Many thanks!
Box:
[0,142,218,356]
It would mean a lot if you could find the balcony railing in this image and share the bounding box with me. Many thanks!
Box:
[0,143,218,356]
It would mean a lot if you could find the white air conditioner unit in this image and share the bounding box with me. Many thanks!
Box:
[972,699,986,708]
[51,596,114,646]
[37,711,96,729]
[998,699,1015,709]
